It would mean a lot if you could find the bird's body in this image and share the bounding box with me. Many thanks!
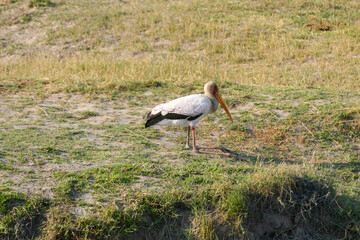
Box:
[145,81,233,153]
[145,94,218,128]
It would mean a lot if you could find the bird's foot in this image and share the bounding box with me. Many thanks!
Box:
[185,143,191,149]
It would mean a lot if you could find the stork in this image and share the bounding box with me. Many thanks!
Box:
[145,81,233,153]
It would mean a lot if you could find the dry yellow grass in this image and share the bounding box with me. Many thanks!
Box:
[1,0,360,93]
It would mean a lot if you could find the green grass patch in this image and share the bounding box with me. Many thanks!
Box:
[29,0,55,8]
[33,165,360,239]
[0,191,49,239]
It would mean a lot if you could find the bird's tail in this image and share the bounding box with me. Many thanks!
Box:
[145,112,164,128]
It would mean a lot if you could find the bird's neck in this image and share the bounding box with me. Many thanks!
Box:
[204,90,219,113]
[208,95,219,113]
[205,90,213,99]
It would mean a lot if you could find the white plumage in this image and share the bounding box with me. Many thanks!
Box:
[149,94,213,127]
[145,81,233,153]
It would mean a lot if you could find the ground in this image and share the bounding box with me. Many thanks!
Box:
[0,0,359,239]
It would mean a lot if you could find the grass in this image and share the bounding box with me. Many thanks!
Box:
[32,165,359,239]
[0,89,358,239]
[0,0,359,239]
[1,0,360,94]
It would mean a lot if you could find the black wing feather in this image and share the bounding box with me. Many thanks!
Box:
[145,112,203,128]
[187,113,202,121]
[145,112,164,128]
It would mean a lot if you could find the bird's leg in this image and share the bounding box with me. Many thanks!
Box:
[192,127,200,153]
[185,126,190,149]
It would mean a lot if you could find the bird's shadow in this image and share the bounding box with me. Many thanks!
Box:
[197,146,259,162]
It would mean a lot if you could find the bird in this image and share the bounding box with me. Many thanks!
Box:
[145,81,233,153]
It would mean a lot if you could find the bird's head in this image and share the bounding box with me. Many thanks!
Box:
[204,81,233,123]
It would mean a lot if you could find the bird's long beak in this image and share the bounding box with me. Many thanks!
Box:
[215,92,233,122]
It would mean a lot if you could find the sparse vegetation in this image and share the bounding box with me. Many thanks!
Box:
[29,0,55,8]
[0,0,359,239]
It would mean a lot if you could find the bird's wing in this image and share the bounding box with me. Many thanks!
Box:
[150,94,211,117]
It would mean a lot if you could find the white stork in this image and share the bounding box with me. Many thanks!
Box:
[145,81,233,153]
